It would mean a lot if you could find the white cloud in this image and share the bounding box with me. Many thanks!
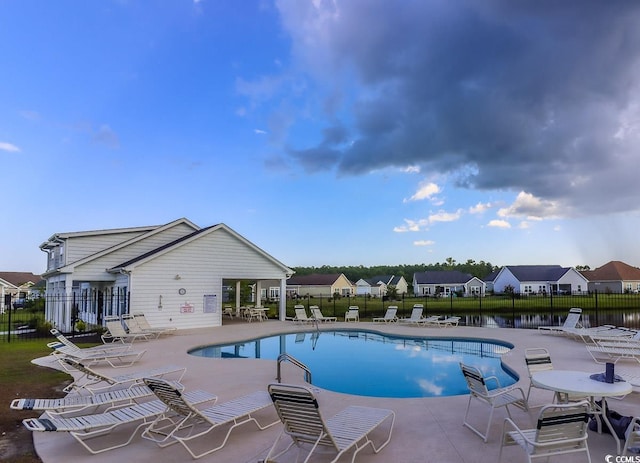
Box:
[518,221,531,229]
[393,218,429,232]
[403,165,421,174]
[0,142,20,153]
[469,202,491,214]
[413,240,435,246]
[497,191,560,220]
[429,209,462,223]
[254,129,267,135]
[405,182,440,202]
[488,219,511,229]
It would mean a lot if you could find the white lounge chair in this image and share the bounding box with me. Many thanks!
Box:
[310,306,337,322]
[291,306,314,324]
[123,313,176,338]
[49,328,134,355]
[373,307,398,323]
[265,383,395,463]
[498,401,590,463]
[102,316,153,344]
[433,316,460,327]
[22,388,216,454]
[60,357,186,394]
[11,385,155,417]
[586,344,640,364]
[48,331,147,368]
[460,363,528,442]
[537,308,582,334]
[398,307,425,325]
[141,377,278,459]
[345,306,359,322]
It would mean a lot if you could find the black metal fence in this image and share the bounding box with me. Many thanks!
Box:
[2,290,640,343]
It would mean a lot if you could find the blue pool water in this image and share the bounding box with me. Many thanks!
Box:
[189,330,517,398]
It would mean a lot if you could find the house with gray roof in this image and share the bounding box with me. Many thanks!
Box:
[412,270,486,297]
[492,265,588,295]
[354,275,408,296]
[580,261,640,293]
[286,273,354,298]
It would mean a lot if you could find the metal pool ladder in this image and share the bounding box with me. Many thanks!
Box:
[276,353,312,384]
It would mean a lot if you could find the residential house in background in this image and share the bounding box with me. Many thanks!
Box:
[483,269,500,293]
[492,265,588,295]
[413,270,486,297]
[0,271,43,311]
[39,218,292,331]
[286,273,354,298]
[354,275,408,297]
[580,261,640,293]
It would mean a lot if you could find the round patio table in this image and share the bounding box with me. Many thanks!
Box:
[531,369,632,454]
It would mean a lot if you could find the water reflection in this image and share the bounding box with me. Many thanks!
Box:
[189,330,515,398]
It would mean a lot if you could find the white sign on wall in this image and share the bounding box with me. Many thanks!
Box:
[203,294,217,314]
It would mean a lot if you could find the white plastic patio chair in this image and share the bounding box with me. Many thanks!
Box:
[524,348,585,405]
[623,416,640,456]
[498,401,591,463]
[398,307,424,325]
[373,307,398,323]
[265,383,395,463]
[310,306,337,322]
[22,388,216,454]
[345,306,359,322]
[141,377,278,459]
[460,363,528,442]
[291,306,314,324]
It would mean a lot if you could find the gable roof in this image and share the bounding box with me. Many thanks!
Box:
[483,270,500,282]
[0,272,43,287]
[109,223,292,274]
[366,275,393,285]
[504,265,570,281]
[286,273,347,286]
[50,218,200,273]
[580,261,640,281]
[414,270,475,285]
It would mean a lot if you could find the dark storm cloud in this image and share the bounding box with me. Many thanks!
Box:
[276,0,640,215]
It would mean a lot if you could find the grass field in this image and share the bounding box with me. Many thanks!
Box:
[0,340,71,462]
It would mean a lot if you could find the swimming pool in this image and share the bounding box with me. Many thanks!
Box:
[189,330,517,398]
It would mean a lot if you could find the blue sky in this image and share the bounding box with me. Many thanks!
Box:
[3,0,640,274]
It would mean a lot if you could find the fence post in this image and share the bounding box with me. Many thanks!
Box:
[512,293,516,328]
[450,291,454,316]
[594,290,599,326]
[6,294,12,343]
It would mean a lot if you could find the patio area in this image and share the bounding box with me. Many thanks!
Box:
[30,320,640,463]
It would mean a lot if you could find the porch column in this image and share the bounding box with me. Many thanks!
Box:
[235,281,241,317]
[256,281,262,308]
[279,277,287,321]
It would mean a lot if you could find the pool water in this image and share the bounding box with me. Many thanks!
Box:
[188,330,517,398]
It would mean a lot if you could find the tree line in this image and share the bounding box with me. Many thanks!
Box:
[291,258,499,283]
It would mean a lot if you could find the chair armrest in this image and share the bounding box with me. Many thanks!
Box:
[485,375,502,388]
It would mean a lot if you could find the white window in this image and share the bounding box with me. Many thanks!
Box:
[269,287,279,299]
[524,285,532,294]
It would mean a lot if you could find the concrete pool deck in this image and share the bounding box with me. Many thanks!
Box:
[30,320,640,462]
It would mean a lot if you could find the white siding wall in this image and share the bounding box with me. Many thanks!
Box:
[493,269,519,293]
[71,224,196,280]
[65,231,149,264]
[558,270,589,294]
[129,228,289,329]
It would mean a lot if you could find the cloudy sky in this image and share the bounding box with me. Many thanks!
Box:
[2,0,640,274]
